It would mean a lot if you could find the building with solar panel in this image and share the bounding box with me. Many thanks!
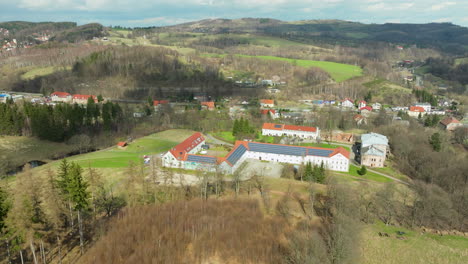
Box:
[162,132,350,174]
[262,123,320,141]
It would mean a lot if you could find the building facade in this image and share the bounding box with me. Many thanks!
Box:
[360,132,389,168]
[72,94,97,104]
[51,92,72,103]
[162,133,350,174]
[262,123,320,140]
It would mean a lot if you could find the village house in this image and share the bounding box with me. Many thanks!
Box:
[260,109,279,119]
[407,106,425,117]
[262,123,320,141]
[72,94,97,104]
[162,133,350,173]
[50,92,72,103]
[358,100,367,109]
[372,102,382,110]
[341,98,354,108]
[153,100,169,111]
[414,103,432,112]
[354,114,367,126]
[439,117,463,131]
[359,106,373,116]
[260,99,274,108]
[201,101,215,110]
[360,132,389,168]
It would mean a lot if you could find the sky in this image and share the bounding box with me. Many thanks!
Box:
[0,0,467,27]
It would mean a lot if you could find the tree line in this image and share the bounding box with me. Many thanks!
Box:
[0,99,123,142]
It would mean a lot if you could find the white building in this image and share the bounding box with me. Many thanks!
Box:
[372,102,382,110]
[341,98,354,108]
[408,106,425,117]
[358,100,367,109]
[262,123,320,140]
[50,92,72,103]
[163,133,350,174]
[414,103,432,112]
[260,99,274,108]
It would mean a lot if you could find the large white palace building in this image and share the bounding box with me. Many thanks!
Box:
[162,132,349,174]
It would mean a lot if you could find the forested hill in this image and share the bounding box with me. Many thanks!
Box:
[0,21,104,43]
[150,18,468,54]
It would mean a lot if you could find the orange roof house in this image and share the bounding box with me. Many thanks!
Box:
[260,99,274,107]
[439,117,463,131]
[201,101,215,110]
[117,141,127,148]
[409,106,425,112]
[51,91,71,98]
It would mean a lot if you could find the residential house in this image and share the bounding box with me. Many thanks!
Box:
[341,98,354,108]
[372,102,382,110]
[50,92,72,103]
[72,94,97,104]
[358,100,367,109]
[414,103,432,112]
[408,106,425,118]
[439,117,463,131]
[359,106,373,116]
[262,123,320,140]
[260,109,279,119]
[360,132,389,168]
[117,142,128,148]
[201,101,215,110]
[354,114,367,126]
[260,99,274,108]
[153,100,169,111]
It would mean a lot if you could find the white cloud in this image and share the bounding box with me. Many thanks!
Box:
[430,1,456,11]
[366,2,414,11]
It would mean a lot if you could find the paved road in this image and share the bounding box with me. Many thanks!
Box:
[206,133,234,147]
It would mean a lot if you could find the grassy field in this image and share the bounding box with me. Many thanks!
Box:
[361,222,468,264]
[212,131,275,144]
[334,164,392,183]
[0,136,78,170]
[455,57,468,65]
[299,142,351,152]
[238,55,362,82]
[69,129,196,168]
[21,66,71,80]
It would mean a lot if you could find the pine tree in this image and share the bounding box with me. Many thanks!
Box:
[429,132,442,152]
[358,165,367,175]
[0,185,10,232]
[303,162,313,181]
[232,119,239,136]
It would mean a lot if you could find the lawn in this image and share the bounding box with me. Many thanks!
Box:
[361,222,468,264]
[212,131,236,144]
[69,129,196,168]
[21,66,71,80]
[299,142,351,152]
[237,55,363,82]
[338,164,392,183]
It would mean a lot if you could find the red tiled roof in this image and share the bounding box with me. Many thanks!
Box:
[201,101,215,109]
[51,91,71,98]
[359,106,373,111]
[169,132,205,160]
[153,100,169,106]
[409,106,425,112]
[262,123,317,132]
[342,98,353,103]
[440,117,460,126]
[260,99,274,105]
[117,141,127,147]
[260,110,276,115]
[73,94,96,100]
[359,100,366,104]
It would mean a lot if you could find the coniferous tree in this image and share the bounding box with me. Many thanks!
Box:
[429,132,442,152]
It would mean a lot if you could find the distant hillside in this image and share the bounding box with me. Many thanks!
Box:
[51,23,105,43]
[152,18,468,55]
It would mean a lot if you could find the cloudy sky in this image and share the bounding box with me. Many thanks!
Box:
[1,0,467,27]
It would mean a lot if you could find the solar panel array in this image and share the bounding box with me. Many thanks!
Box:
[307,148,333,157]
[274,124,282,128]
[249,143,308,156]
[226,144,247,165]
[186,155,217,164]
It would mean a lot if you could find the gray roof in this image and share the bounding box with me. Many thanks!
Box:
[361,133,388,146]
[226,144,247,165]
[186,155,217,164]
[362,146,385,157]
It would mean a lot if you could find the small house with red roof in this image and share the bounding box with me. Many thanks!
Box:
[260,99,274,108]
[260,109,279,119]
[262,123,320,140]
[341,98,354,108]
[408,106,425,117]
[358,100,367,109]
[359,106,373,116]
[439,117,463,131]
[72,94,97,104]
[50,92,72,103]
[117,141,128,148]
[153,100,170,111]
[201,101,215,110]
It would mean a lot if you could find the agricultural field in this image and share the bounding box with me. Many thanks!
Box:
[361,222,468,264]
[21,66,71,80]
[238,55,363,82]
